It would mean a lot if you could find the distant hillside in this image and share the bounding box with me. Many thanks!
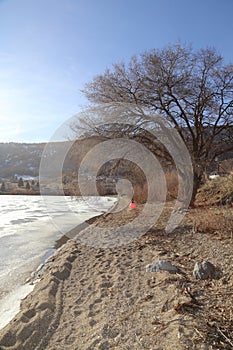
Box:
[0,142,77,179]
[0,143,45,178]
[0,137,109,180]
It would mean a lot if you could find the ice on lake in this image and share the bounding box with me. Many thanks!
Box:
[0,195,116,329]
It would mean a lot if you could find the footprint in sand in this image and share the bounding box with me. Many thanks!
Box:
[75,295,84,305]
[73,309,82,316]
[101,324,120,339]
[95,253,105,259]
[91,298,102,305]
[87,296,105,318]
[89,319,97,327]
[87,310,96,318]
[99,281,114,289]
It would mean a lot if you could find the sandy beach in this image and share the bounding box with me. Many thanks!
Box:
[0,204,232,350]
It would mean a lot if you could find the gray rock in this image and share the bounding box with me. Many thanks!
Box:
[146,259,179,274]
[193,261,222,280]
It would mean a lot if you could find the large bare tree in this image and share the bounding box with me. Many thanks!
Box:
[80,43,233,204]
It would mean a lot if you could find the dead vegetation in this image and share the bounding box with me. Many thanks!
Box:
[196,174,233,206]
[191,175,233,239]
[189,206,233,239]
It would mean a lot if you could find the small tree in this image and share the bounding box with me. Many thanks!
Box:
[18,177,24,187]
[1,182,6,192]
[26,181,31,190]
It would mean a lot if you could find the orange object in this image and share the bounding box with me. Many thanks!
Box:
[129,201,136,209]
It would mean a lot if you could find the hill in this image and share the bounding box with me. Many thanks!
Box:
[0,142,45,178]
[0,142,79,179]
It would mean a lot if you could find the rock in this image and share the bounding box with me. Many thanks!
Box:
[193,261,222,280]
[146,259,180,274]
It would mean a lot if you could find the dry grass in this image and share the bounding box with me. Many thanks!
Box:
[165,171,179,199]
[196,175,233,206]
[133,183,148,203]
[133,171,179,203]
[189,206,233,239]
[193,175,233,238]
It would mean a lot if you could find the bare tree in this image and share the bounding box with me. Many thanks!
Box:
[80,43,233,204]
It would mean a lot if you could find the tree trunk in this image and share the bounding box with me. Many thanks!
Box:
[190,172,202,207]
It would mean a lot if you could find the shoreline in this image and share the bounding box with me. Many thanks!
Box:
[29,196,121,284]
[54,212,106,249]
[28,212,107,285]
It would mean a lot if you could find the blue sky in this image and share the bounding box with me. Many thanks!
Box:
[0,0,233,143]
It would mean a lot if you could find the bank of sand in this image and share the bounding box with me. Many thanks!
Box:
[0,204,232,350]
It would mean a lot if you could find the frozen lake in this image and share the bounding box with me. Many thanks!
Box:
[0,195,116,329]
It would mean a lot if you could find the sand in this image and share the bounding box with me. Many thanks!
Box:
[0,204,232,350]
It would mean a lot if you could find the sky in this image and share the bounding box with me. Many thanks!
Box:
[0,0,233,143]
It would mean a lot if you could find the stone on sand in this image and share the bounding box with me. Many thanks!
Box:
[146,259,180,274]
